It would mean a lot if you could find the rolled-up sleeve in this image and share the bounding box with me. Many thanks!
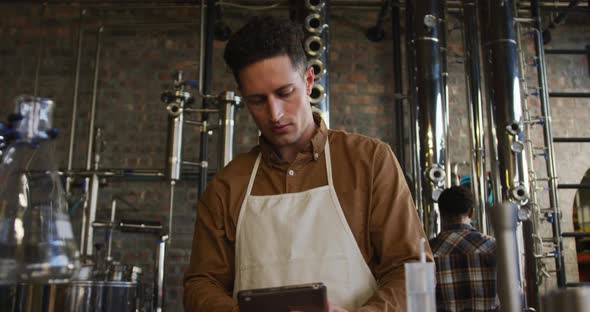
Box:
[183,179,238,312]
[359,143,433,312]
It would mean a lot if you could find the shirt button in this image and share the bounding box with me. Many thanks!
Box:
[288,169,295,176]
[314,153,319,159]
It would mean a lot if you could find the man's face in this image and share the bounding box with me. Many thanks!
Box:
[238,54,316,151]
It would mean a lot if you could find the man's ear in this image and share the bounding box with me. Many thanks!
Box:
[305,66,315,95]
[468,207,474,219]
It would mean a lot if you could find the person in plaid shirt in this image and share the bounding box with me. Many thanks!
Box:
[429,186,499,311]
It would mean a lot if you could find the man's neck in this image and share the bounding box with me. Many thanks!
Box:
[441,216,471,228]
[275,123,318,163]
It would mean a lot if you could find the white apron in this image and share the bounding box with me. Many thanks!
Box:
[233,140,377,310]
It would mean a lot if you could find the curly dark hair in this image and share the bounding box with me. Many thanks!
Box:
[223,16,308,84]
[437,186,474,218]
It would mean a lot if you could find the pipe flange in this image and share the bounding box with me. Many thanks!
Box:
[166,103,183,117]
[304,13,326,34]
[309,83,326,105]
[505,120,521,135]
[309,58,326,80]
[305,0,325,11]
[509,184,529,205]
[218,91,242,106]
[304,36,326,57]
[426,165,446,183]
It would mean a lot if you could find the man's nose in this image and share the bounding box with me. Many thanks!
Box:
[267,96,283,122]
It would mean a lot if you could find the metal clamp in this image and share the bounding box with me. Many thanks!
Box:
[510,184,529,205]
[427,164,446,183]
[309,58,326,80]
[304,36,326,57]
[506,120,522,135]
[309,83,326,105]
[305,0,325,11]
[304,13,327,34]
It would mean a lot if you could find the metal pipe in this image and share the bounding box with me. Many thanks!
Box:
[66,9,85,195]
[407,0,447,237]
[81,27,103,257]
[531,0,566,288]
[490,202,524,312]
[164,72,186,182]
[155,235,168,312]
[405,0,422,223]
[440,0,450,188]
[479,0,530,307]
[392,4,406,170]
[479,0,530,206]
[548,92,590,97]
[106,199,117,262]
[168,181,175,243]
[218,92,240,169]
[198,0,216,197]
[86,27,103,171]
[461,0,487,234]
[514,9,542,307]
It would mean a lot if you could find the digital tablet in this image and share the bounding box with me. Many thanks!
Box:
[237,282,327,312]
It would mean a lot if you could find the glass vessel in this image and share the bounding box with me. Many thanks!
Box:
[0,95,79,284]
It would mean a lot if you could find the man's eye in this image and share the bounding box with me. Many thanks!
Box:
[277,88,294,98]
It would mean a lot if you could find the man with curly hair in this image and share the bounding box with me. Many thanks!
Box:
[184,16,431,312]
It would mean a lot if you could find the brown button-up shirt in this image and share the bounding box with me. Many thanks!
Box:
[184,117,432,311]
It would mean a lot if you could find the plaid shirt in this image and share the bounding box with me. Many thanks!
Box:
[429,223,499,312]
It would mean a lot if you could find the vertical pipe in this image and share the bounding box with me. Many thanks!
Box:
[461,0,488,234]
[531,0,566,287]
[86,27,103,171]
[406,0,422,224]
[81,26,103,257]
[106,199,116,261]
[490,202,524,312]
[222,103,235,166]
[439,0,451,188]
[392,4,406,170]
[513,10,541,308]
[165,72,185,181]
[407,0,447,237]
[155,235,168,312]
[67,9,85,181]
[479,0,529,208]
[218,92,239,169]
[479,0,529,307]
[169,181,176,244]
[198,0,216,197]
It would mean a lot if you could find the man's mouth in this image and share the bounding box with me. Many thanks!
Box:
[271,124,290,133]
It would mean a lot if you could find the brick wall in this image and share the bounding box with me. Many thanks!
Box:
[0,3,588,310]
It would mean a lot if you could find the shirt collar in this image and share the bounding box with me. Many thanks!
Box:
[259,113,328,165]
[441,223,475,232]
